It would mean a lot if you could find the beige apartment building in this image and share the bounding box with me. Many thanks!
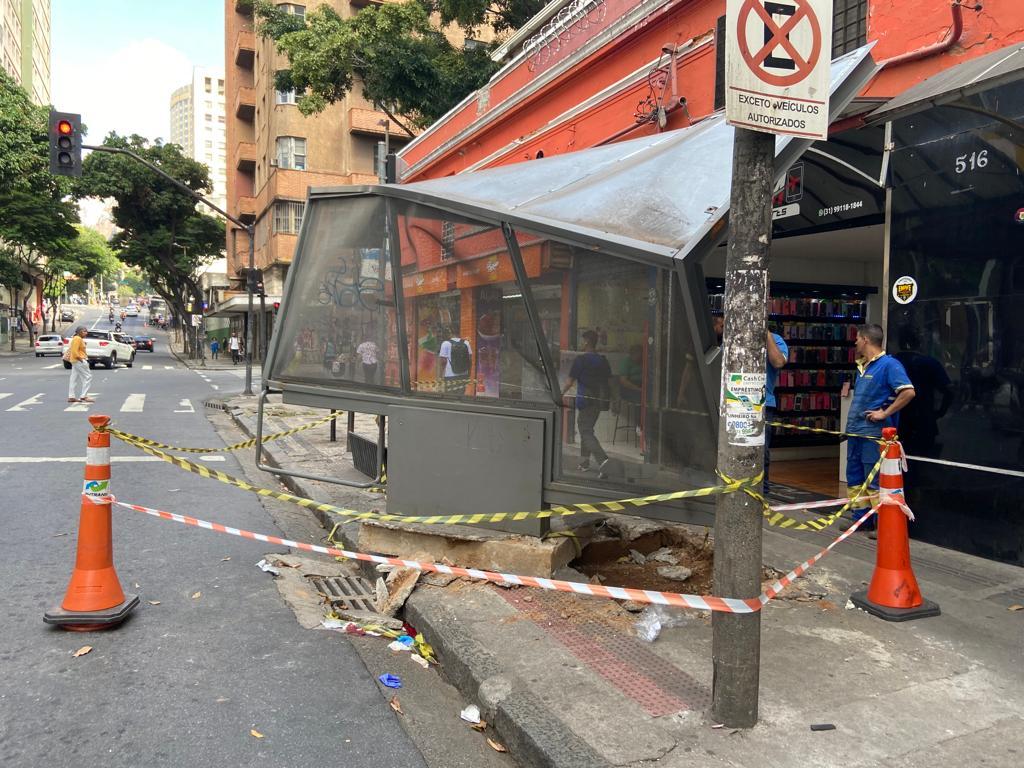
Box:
[169,67,228,213]
[1,0,49,104]
[223,0,411,354]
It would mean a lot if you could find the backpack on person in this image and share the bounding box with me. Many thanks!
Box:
[448,338,471,376]
[590,355,612,411]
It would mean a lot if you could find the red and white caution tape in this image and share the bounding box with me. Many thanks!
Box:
[103,496,877,614]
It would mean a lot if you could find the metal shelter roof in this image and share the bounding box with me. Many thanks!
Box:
[868,41,1024,125]
[352,45,879,263]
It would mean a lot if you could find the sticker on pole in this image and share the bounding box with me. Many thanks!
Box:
[724,372,767,446]
[892,276,918,305]
[725,0,834,139]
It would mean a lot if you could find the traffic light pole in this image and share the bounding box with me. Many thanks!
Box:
[83,144,257,395]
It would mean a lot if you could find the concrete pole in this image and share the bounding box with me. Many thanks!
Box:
[243,226,255,396]
[711,126,774,728]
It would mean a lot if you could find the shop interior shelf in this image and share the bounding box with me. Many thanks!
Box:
[785,339,856,346]
[774,385,843,392]
[771,433,841,447]
[774,409,836,416]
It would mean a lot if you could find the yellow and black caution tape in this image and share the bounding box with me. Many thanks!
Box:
[767,420,887,444]
[109,432,762,526]
[719,450,884,531]
[102,411,341,454]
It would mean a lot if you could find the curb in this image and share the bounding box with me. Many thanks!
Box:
[221,404,606,768]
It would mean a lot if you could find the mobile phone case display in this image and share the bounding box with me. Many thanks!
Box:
[709,286,870,446]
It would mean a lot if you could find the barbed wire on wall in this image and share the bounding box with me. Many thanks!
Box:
[524,0,608,73]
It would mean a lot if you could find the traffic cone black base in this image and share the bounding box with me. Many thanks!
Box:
[849,590,940,622]
[44,594,139,631]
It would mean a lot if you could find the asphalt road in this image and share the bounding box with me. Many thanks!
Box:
[0,305,428,768]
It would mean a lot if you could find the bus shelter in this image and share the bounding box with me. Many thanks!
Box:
[262,47,878,536]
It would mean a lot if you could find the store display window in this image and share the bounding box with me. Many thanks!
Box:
[393,200,552,403]
[270,196,401,389]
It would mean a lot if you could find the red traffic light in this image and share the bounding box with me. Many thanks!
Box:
[57,119,73,135]
[272,302,281,311]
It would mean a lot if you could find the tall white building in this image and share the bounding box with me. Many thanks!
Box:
[169,67,227,214]
[1,0,51,104]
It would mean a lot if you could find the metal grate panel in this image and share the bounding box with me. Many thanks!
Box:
[348,432,385,479]
[307,574,377,612]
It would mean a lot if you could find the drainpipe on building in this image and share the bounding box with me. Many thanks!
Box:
[877,2,982,68]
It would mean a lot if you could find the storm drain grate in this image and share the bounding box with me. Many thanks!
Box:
[204,399,228,411]
[307,575,377,612]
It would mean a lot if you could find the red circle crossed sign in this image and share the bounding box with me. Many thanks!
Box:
[737,0,822,88]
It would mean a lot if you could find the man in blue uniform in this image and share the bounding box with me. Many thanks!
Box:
[845,324,916,530]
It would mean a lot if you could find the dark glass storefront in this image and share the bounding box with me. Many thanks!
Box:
[888,81,1024,565]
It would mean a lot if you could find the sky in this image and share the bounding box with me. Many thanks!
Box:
[51,0,224,145]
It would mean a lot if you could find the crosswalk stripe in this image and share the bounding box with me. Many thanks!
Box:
[142,365,153,370]
[0,393,11,402]
[120,394,146,412]
[7,393,44,412]
[174,399,194,414]
[164,366,174,370]
[43,363,61,369]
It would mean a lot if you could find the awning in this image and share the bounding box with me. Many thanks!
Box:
[308,45,879,265]
[867,41,1024,125]
[207,294,280,318]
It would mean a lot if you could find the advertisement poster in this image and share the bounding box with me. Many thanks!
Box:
[475,289,502,398]
[724,371,767,446]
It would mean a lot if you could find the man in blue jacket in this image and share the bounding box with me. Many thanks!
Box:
[845,323,916,530]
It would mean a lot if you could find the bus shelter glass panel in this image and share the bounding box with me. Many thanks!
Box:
[270,196,401,388]
[392,200,552,403]
[512,233,718,491]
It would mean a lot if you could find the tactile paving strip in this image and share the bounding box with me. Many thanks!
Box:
[496,588,711,716]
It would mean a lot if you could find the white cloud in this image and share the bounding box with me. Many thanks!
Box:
[52,38,194,144]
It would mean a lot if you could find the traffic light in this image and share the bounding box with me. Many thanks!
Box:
[49,110,82,177]
[272,301,281,313]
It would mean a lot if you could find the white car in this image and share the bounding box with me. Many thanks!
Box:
[125,304,139,316]
[84,330,135,369]
[34,334,66,357]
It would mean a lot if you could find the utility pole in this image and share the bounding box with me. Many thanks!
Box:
[711,127,774,728]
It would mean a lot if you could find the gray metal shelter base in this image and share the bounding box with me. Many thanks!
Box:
[387,405,549,536]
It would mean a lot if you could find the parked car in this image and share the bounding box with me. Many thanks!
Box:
[84,330,135,369]
[35,334,65,357]
[125,304,139,317]
[133,335,155,352]
[60,309,75,322]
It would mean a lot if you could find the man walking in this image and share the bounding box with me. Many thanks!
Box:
[229,332,241,365]
[561,330,612,473]
[845,323,915,530]
[66,326,94,404]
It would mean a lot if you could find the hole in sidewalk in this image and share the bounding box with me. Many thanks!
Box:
[573,525,780,596]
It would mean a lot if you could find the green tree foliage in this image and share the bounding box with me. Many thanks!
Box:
[254,1,523,131]
[0,71,80,344]
[76,134,224,355]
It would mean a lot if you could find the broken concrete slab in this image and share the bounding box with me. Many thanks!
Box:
[358,518,590,578]
[375,566,421,616]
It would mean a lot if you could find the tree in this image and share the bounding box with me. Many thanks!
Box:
[76,134,224,357]
[0,71,80,347]
[40,226,118,331]
[254,1,515,132]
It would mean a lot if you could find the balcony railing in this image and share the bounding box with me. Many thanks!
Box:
[234,29,255,68]
[235,86,255,121]
[236,141,256,171]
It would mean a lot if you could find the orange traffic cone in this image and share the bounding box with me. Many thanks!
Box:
[44,415,139,631]
[850,427,940,621]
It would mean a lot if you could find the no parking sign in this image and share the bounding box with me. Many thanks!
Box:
[725,0,834,139]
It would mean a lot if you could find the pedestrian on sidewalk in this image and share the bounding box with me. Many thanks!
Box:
[229,332,240,364]
[66,326,94,403]
[845,323,915,530]
[356,338,379,383]
[210,338,220,360]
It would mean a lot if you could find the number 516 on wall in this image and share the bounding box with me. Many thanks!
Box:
[955,149,988,174]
